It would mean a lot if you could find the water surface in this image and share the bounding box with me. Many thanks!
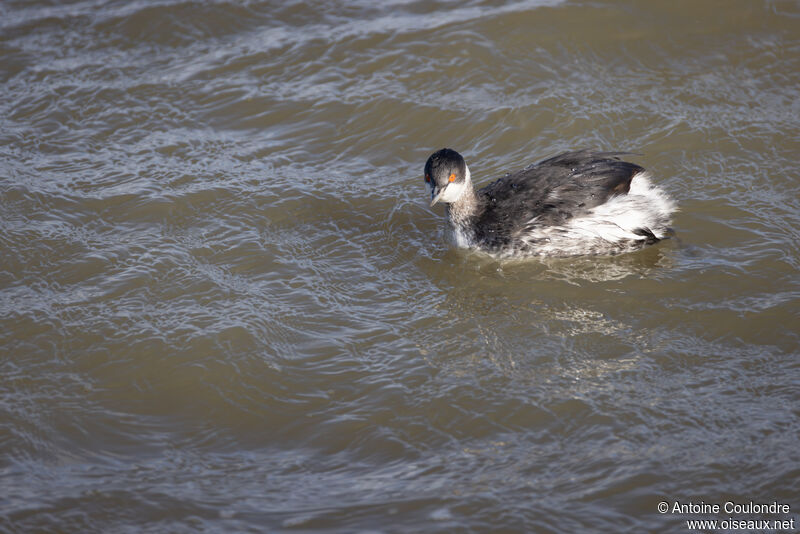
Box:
[1,0,799,532]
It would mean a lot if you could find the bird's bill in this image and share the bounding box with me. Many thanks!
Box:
[430,186,445,207]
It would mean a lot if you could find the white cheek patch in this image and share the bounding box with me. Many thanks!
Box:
[438,180,467,203]
[437,165,471,204]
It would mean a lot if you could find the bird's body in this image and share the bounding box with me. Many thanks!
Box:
[424,148,675,258]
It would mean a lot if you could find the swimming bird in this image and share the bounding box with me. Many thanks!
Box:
[424,148,675,257]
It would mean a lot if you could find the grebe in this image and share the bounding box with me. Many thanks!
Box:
[424,148,675,257]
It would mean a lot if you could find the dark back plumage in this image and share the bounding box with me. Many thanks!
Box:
[472,150,644,248]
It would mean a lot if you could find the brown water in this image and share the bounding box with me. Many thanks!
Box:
[2,0,799,532]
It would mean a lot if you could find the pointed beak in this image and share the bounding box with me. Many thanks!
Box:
[430,185,445,207]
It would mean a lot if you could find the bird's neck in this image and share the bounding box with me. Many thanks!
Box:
[446,167,479,231]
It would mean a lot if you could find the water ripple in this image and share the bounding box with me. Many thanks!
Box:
[2,0,799,531]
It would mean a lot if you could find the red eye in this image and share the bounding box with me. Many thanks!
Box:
[425,174,430,183]
[448,173,456,182]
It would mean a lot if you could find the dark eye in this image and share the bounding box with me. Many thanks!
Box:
[424,174,430,183]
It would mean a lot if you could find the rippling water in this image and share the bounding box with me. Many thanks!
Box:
[2,0,799,532]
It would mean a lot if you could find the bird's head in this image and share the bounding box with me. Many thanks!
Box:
[424,148,470,207]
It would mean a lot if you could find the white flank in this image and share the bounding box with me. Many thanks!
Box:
[515,172,676,257]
